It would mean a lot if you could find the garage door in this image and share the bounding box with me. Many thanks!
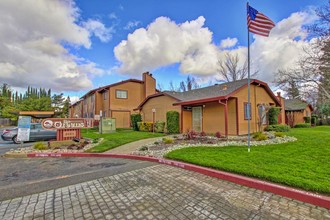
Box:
[112,111,130,128]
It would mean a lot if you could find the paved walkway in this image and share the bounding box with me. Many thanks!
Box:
[105,136,167,154]
[1,164,329,220]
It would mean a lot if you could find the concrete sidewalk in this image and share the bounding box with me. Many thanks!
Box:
[105,136,167,154]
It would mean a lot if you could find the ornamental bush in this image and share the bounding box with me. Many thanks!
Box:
[265,125,290,132]
[268,107,281,125]
[294,123,311,128]
[303,116,311,123]
[253,132,268,141]
[33,142,48,150]
[137,122,154,132]
[166,111,180,134]
[154,121,165,133]
[131,114,142,131]
[311,115,317,126]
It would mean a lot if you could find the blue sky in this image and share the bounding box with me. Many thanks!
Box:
[0,0,326,102]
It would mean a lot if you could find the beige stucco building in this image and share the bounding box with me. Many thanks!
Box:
[137,79,284,135]
[70,72,157,128]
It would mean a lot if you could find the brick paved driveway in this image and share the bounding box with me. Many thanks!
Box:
[1,164,329,220]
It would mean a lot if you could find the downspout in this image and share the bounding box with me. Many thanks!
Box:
[180,106,183,133]
[219,99,228,137]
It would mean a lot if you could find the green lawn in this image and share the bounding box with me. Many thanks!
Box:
[165,126,330,195]
[82,128,165,153]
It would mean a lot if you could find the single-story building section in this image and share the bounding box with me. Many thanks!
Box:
[284,99,313,127]
[136,79,283,136]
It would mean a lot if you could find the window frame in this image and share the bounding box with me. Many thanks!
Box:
[115,90,128,99]
[244,102,252,120]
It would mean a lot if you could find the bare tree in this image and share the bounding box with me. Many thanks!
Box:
[168,76,200,92]
[217,52,257,82]
[179,76,200,92]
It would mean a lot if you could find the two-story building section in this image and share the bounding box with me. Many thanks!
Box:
[70,72,157,128]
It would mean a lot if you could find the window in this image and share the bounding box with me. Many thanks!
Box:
[116,90,128,99]
[103,91,108,100]
[258,104,267,125]
[244,103,251,120]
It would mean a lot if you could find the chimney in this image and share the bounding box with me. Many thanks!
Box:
[277,92,281,101]
[143,72,156,98]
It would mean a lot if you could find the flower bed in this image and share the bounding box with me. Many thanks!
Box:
[132,132,297,158]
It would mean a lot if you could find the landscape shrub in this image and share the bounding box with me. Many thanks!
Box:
[200,131,206,137]
[137,122,154,132]
[33,142,48,150]
[215,131,222,138]
[131,114,142,131]
[162,137,174,144]
[268,107,281,125]
[166,111,180,134]
[311,115,317,126]
[253,132,268,141]
[265,125,290,132]
[154,121,165,133]
[303,116,311,123]
[185,130,198,140]
[294,123,311,128]
[139,146,148,151]
[274,132,284,138]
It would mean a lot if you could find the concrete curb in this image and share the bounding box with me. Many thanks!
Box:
[26,152,330,210]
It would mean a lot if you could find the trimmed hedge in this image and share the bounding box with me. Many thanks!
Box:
[311,116,317,126]
[303,116,311,123]
[294,123,311,128]
[265,124,290,132]
[154,121,165,133]
[131,114,142,131]
[166,111,180,134]
[137,122,153,132]
[268,107,281,125]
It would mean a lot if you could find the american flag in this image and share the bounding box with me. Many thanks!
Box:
[247,4,275,37]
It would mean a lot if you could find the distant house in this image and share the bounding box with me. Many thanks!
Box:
[70,72,157,128]
[284,99,313,127]
[136,79,283,135]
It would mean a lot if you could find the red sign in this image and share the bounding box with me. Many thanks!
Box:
[41,118,94,130]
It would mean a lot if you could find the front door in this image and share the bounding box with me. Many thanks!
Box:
[192,106,202,132]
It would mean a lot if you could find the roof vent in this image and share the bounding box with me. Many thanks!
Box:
[222,85,227,90]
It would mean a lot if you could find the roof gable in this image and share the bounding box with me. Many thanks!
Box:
[285,99,313,111]
[172,79,281,106]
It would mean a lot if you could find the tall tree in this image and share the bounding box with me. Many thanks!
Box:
[217,52,258,82]
[275,1,330,106]
[62,96,71,118]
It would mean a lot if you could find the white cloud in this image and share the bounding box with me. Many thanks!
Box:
[246,10,317,83]
[114,16,219,75]
[70,96,80,104]
[0,0,111,92]
[83,19,114,42]
[113,10,318,85]
[109,13,118,20]
[124,20,141,30]
[220,37,238,49]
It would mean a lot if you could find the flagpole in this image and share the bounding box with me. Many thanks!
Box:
[247,1,251,152]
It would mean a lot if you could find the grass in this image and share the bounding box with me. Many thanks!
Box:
[165,126,330,195]
[81,128,165,153]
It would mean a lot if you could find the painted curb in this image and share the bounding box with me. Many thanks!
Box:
[27,152,330,210]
